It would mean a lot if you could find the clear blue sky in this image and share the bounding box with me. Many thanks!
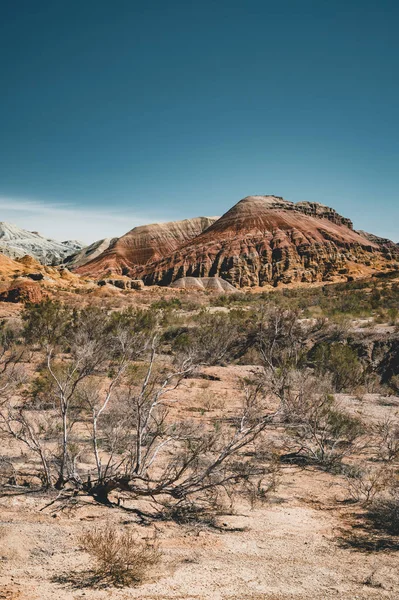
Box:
[0,0,398,242]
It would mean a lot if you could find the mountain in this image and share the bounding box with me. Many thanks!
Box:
[64,237,118,269]
[0,222,83,265]
[125,196,398,287]
[75,217,218,277]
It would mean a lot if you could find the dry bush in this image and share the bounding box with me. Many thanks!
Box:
[197,389,225,411]
[366,487,399,536]
[344,464,393,504]
[312,342,363,392]
[79,524,160,587]
[159,500,220,527]
[375,418,399,462]
[280,371,365,469]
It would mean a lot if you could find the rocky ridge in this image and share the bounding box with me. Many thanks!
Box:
[0,222,83,265]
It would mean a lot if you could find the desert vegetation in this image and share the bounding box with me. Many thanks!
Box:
[0,276,398,597]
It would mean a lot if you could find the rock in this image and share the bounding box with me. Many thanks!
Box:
[64,237,118,269]
[0,280,43,303]
[0,222,83,265]
[347,331,399,384]
[295,201,354,228]
[76,217,218,277]
[170,277,239,292]
[130,279,145,290]
[98,278,144,290]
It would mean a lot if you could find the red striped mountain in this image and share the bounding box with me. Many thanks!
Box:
[125,196,397,287]
[75,216,218,277]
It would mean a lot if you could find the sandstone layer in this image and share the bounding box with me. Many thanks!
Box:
[0,253,82,302]
[0,279,43,303]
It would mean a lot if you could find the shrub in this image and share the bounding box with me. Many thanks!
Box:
[375,419,399,462]
[312,342,363,392]
[366,489,399,535]
[285,382,365,469]
[151,297,182,311]
[79,525,160,587]
[388,307,399,326]
[177,311,244,365]
[344,465,393,504]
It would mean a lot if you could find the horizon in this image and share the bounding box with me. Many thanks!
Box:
[0,193,396,245]
[0,1,398,243]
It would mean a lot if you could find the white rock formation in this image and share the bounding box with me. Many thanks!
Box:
[0,222,83,265]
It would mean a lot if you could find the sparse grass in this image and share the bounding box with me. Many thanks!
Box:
[77,524,161,587]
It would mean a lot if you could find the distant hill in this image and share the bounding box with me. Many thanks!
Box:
[0,222,83,265]
[75,216,218,277]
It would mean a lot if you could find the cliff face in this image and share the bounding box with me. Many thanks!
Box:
[128,196,397,287]
[75,216,218,277]
[294,201,354,229]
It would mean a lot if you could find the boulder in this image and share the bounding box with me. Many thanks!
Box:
[98,278,144,290]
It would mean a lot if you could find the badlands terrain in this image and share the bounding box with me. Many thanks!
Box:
[0,195,397,600]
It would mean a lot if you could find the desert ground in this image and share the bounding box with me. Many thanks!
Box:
[0,279,398,600]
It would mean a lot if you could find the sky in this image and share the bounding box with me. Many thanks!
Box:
[0,0,398,243]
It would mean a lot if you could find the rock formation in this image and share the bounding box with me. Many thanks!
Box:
[64,237,118,269]
[75,217,218,277]
[98,278,144,290]
[0,222,83,265]
[0,279,43,303]
[170,277,239,292]
[128,196,398,288]
[0,253,80,292]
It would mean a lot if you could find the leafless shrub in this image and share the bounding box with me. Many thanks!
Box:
[344,464,393,504]
[177,311,243,365]
[1,302,278,512]
[281,372,365,469]
[158,500,220,527]
[79,525,160,587]
[375,418,399,462]
[197,389,225,412]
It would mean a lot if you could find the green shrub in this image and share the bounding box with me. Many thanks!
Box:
[312,342,363,392]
